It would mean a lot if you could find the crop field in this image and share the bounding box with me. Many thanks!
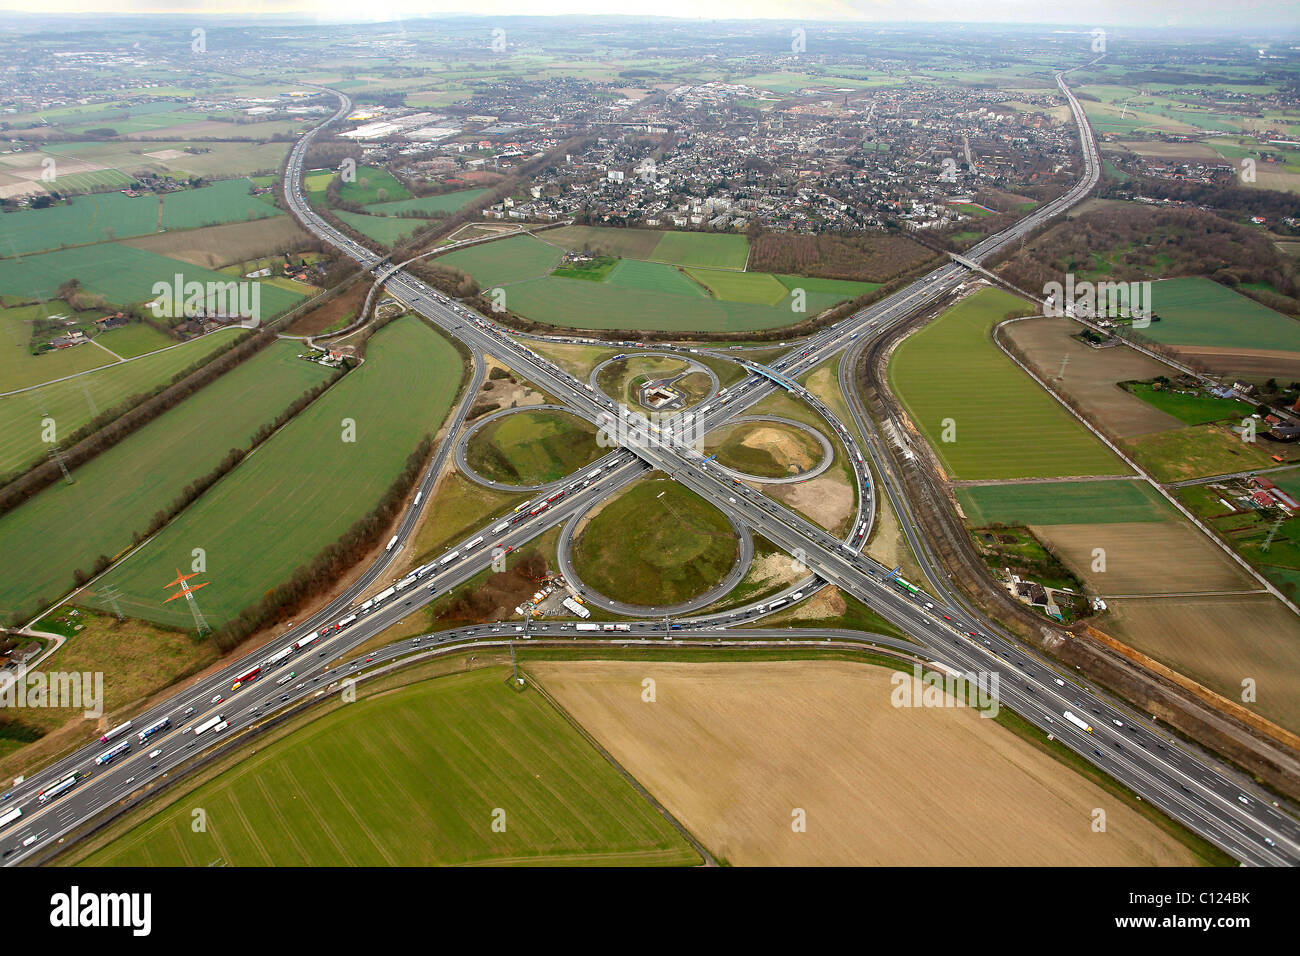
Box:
[0,244,305,317]
[0,191,159,257]
[703,421,824,478]
[363,187,489,216]
[0,329,240,480]
[488,275,844,333]
[0,179,282,257]
[1031,521,1254,595]
[889,289,1127,480]
[606,259,706,297]
[1102,595,1300,732]
[571,474,737,605]
[1001,316,1183,439]
[158,178,283,231]
[466,408,603,485]
[653,231,749,269]
[123,216,312,270]
[439,234,564,286]
[82,668,698,867]
[1143,277,1300,352]
[1122,424,1279,483]
[775,274,879,299]
[543,225,749,269]
[531,660,1205,865]
[0,340,331,625]
[686,268,788,304]
[34,140,292,181]
[86,317,464,627]
[955,479,1172,526]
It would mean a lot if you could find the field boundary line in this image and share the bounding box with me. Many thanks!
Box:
[1083,623,1300,753]
[524,666,718,867]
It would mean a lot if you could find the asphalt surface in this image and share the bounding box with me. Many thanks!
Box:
[4,66,1297,867]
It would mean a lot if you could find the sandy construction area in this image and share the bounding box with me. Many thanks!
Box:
[1032,520,1255,595]
[529,659,1202,866]
[1101,594,1300,732]
[1003,316,1182,438]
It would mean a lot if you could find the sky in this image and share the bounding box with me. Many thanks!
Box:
[2,0,1298,29]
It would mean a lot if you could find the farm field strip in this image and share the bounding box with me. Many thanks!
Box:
[0,340,332,624]
[86,317,464,627]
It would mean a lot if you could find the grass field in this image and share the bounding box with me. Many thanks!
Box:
[596,354,691,408]
[889,288,1127,480]
[0,303,116,390]
[1127,383,1255,425]
[336,166,410,205]
[1144,276,1300,352]
[1123,424,1278,483]
[85,317,464,627]
[531,660,1209,865]
[0,329,241,480]
[335,210,430,247]
[0,180,281,258]
[81,668,698,866]
[439,234,563,286]
[95,322,175,359]
[465,408,603,485]
[0,244,305,317]
[955,480,1172,526]
[703,421,824,478]
[571,473,737,605]
[362,187,489,217]
[0,341,332,624]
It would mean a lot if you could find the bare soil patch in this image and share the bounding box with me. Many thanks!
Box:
[530,660,1203,866]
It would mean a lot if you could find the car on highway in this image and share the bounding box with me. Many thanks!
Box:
[211,695,223,705]
[148,749,162,759]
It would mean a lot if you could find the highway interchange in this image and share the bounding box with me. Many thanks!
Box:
[3,60,1298,868]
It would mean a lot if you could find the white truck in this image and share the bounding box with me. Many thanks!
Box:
[1062,711,1093,734]
[193,714,226,737]
[575,623,601,632]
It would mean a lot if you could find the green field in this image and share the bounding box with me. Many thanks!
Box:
[596,354,694,409]
[0,341,331,624]
[488,275,844,333]
[158,178,283,231]
[0,179,281,258]
[888,288,1127,480]
[439,234,564,286]
[86,317,464,627]
[955,480,1173,526]
[0,329,241,480]
[686,268,789,304]
[0,244,305,317]
[571,474,737,605]
[775,274,879,299]
[543,225,749,270]
[466,409,603,485]
[0,303,116,390]
[363,187,489,217]
[1144,276,1300,351]
[607,259,706,298]
[335,210,430,247]
[81,668,698,867]
[336,165,411,205]
[1128,383,1256,425]
[0,192,159,257]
